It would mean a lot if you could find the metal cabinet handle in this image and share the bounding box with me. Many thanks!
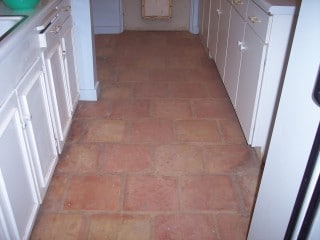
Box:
[238,41,248,51]
[216,8,222,15]
[248,16,261,23]
[50,26,62,34]
[61,5,71,11]
[233,0,244,5]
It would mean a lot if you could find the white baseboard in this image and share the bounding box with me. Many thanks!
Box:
[79,81,100,101]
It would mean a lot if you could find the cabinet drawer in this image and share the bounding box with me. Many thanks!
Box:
[231,0,249,19]
[247,0,271,43]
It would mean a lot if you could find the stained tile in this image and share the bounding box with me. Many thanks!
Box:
[88,214,151,240]
[203,145,259,174]
[181,175,238,210]
[149,68,185,82]
[153,214,218,240]
[216,213,250,240]
[102,144,153,173]
[124,175,179,211]
[41,174,68,211]
[193,99,236,119]
[151,99,192,120]
[66,119,87,143]
[171,82,208,98]
[56,144,101,173]
[134,82,170,98]
[30,213,86,240]
[154,145,203,174]
[64,175,122,211]
[110,99,150,119]
[74,100,112,118]
[175,120,222,142]
[101,83,133,99]
[219,119,246,144]
[83,119,126,142]
[128,119,174,143]
[237,174,260,213]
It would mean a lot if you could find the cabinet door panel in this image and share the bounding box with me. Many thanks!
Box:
[45,45,72,152]
[224,8,246,107]
[215,0,231,81]
[60,17,79,113]
[0,96,39,240]
[208,0,221,60]
[201,0,211,47]
[236,25,267,143]
[17,60,58,199]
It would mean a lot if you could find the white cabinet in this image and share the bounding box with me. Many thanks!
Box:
[236,24,267,142]
[16,59,58,200]
[0,94,39,240]
[60,16,80,113]
[224,7,246,106]
[215,0,231,81]
[199,0,211,49]
[208,0,220,61]
[201,0,296,154]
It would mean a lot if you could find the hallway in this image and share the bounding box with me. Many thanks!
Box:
[31,31,261,239]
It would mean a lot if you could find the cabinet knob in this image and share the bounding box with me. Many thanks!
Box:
[248,16,261,24]
[61,5,71,12]
[238,41,248,51]
[50,26,62,34]
[233,0,244,5]
[216,9,222,15]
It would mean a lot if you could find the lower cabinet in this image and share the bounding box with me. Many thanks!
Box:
[0,94,39,240]
[236,24,267,143]
[224,7,246,107]
[16,59,59,200]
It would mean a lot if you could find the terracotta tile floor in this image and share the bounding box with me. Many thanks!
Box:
[31,31,262,240]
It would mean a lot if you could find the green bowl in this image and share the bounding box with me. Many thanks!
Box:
[3,0,40,10]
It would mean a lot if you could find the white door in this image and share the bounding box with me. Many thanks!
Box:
[223,7,246,107]
[0,94,39,240]
[236,24,267,144]
[60,17,80,113]
[16,60,58,200]
[207,0,220,60]
[248,0,320,238]
[215,0,231,81]
[45,42,72,153]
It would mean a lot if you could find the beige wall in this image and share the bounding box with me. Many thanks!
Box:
[123,0,190,31]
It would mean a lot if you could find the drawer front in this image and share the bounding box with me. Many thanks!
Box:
[247,0,271,43]
[231,0,249,19]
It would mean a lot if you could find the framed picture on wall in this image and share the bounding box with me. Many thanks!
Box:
[142,0,173,19]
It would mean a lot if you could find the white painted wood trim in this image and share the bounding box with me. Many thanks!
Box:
[189,0,199,34]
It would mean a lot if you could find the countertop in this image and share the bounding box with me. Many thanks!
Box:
[0,0,60,59]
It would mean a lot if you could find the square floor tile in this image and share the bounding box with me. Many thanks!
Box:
[218,119,246,144]
[83,119,126,143]
[57,144,101,173]
[216,213,250,240]
[153,214,218,240]
[151,99,193,120]
[30,213,86,240]
[134,82,170,98]
[127,119,174,144]
[171,82,208,98]
[175,120,222,142]
[237,174,260,213]
[110,99,150,119]
[64,175,122,211]
[124,175,179,211]
[74,100,112,118]
[181,175,238,211]
[88,214,151,240]
[203,145,259,174]
[102,144,153,173]
[154,144,204,174]
[193,99,236,119]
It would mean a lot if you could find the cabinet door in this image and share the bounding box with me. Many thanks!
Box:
[208,0,221,61]
[17,60,58,200]
[44,42,72,153]
[215,0,231,81]
[0,95,39,240]
[60,17,79,113]
[201,0,211,48]
[236,25,267,143]
[224,8,246,107]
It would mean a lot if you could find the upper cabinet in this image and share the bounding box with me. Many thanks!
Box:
[200,0,297,155]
